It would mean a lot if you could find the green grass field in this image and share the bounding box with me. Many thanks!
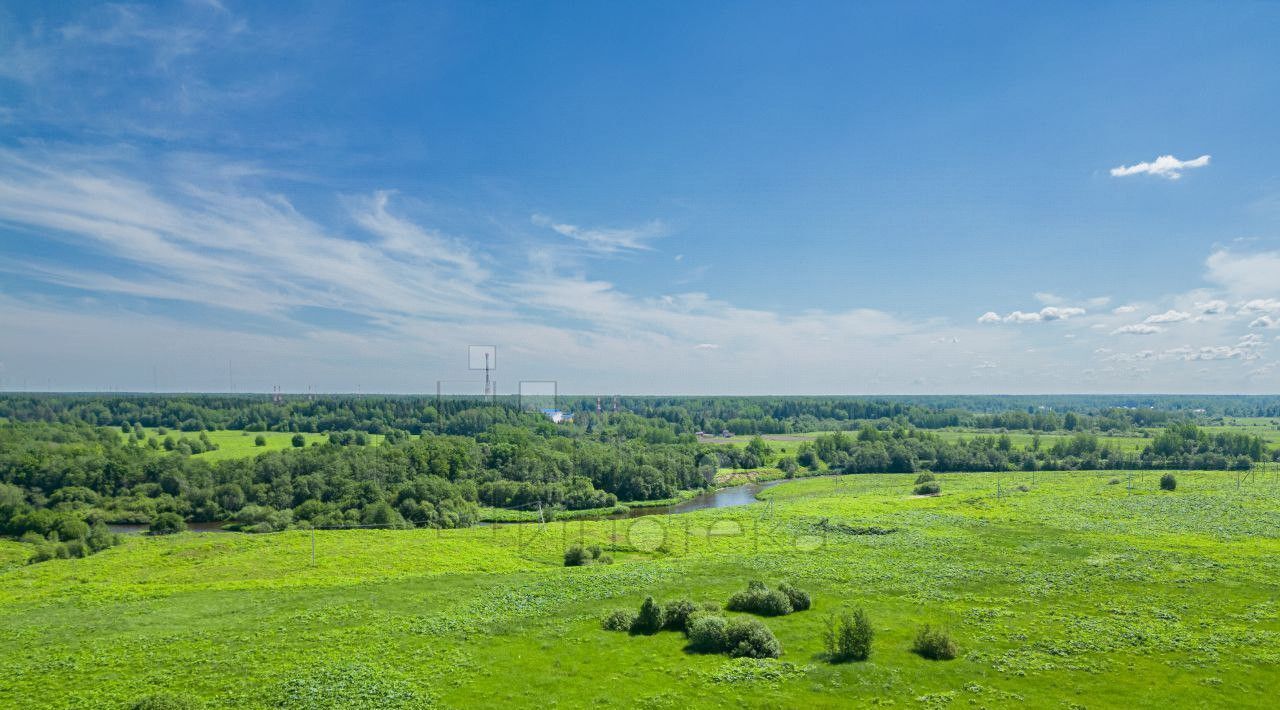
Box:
[3,468,1278,708]
[122,428,385,461]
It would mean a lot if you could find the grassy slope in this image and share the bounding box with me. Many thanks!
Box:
[3,469,1279,708]
[122,428,385,462]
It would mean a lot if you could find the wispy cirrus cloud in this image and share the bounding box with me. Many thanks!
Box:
[531,213,666,254]
[1110,154,1210,180]
[1112,324,1162,335]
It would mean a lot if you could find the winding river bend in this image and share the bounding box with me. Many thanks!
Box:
[108,479,788,534]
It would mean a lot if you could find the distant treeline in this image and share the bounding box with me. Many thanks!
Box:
[6,393,1280,437]
[1,396,1275,551]
[788,424,1269,474]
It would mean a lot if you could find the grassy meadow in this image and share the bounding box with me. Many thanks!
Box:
[3,468,1279,708]
[122,428,386,462]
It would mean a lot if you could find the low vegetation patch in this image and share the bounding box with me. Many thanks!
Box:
[911,624,959,660]
[564,543,612,566]
[727,580,811,617]
[601,608,637,632]
[914,482,941,496]
[1160,473,1177,491]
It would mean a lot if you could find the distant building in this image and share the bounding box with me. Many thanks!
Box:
[720,429,733,437]
[540,408,573,424]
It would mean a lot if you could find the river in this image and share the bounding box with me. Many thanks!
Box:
[107,479,787,534]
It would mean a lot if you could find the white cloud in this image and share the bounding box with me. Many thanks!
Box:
[1040,307,1085,321]
[1110,154,1210,180]
[1250,315,1279,329]
[531,213,666,254]
[1194,300,1228,315]
[1034,292,1064,305]
[1205,250,1280,297]
[978,306,1085,324]
[1112,305,1137,314]
[1112,324,1163,335]
[1239,298,1280,313]
[1004,311,1043,323]
[1144,310,1190,324]
[693,343,719,351]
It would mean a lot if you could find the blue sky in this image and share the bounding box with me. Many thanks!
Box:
[2,1,1279,393]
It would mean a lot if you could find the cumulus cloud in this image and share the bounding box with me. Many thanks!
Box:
[1110,154,1210,180]
[1239,298,1280,313]
[693,343,720,350]
[1112,324,1162,335]
[1144,310,1190,324]
[1112,305,1137,314]
[1205,250,1280,296]
[978,306,1085,324]
[1250,315,1279,329]
[1194,300,1228,315]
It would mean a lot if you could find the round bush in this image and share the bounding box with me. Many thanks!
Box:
[914,482,941,496]
[602,609,638,632]
[663,598,699,631]
[632,596,665,634]
[758,589,794,616]
[777,582,811,612]
[1160,473,1177,491]
[911,624,958,660]
[725,617,782,659]
[685,613,729,653]
[914,472,936,484]
[148,512,187,535]
[563,544,590,566]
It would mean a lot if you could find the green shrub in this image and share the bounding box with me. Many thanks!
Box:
[777,582,811,612]
[564,544,590,566]
[914,482,941,495]
[725,617,782,659]
[254,435,267,446]
[597,553,614,564]
[1108,477,1122,485]
[914,472,936,484]
[602,609,637,632]
[149,512,186,535]
[632,596,665,634]
[587,544,603,559]
[291,434,306,448]
[726,581,795,616]
[685,613,729,653]
[1160,473,1177,491]
[911,624,958,660]
[128,693,202,710]
[825,608,873,662]
[662,598,699,631]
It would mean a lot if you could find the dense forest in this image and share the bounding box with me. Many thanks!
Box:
[7,393,1280,436]
[1,394,1275,562]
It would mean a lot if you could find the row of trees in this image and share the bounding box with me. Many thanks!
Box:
[791,425,1270,474]
[8,393,1279,440]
